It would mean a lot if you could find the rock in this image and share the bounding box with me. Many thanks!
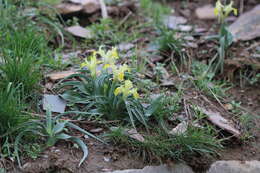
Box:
[55,3,83,14]
[163,15,187,30]
[178,25,192,32]
[200,107,241,137]
[46,70,76,81]
[81,0,100,14]
[56,0,100,14]
[43,95,66,113]
[228,5,260,41]
[207,160,260,173]
[107,164,194,173]
[90,128,103,133]
[118,43,135,51]
[195,5,216,20]
[66,26,93,39]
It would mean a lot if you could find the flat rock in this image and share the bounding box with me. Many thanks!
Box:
[66,26,93,38]
[46,70,76,81]
[207,160,260,173]
[195,5,217,20]
[55,3,83,14]
[228,5,260,41]
[118,43,135,51]
[81,0,100,14]
[107,164,194,173]
[43,95,66,113]
[163,15,187,30]
[178,25,192,32]
[56,0,100,14]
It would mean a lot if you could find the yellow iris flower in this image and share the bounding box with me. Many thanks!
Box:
[214,0,237,22]
[112,64,130,82]
[97,46,119,69]
[81,52,101,77]
[114,80,139,99]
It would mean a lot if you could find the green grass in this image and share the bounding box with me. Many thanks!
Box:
[0,28,49,94]
[0,83,27,136]
[108,125,222,161]
[191,61,230,100]
[86,18,142,48]
[140,0,171,25]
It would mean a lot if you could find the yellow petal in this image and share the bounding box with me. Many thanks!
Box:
[103,64,111,69]
[118,72,124,81]
[114,87,122,96]
[132,88,139,99]
[214,8,219,16]
[233,8,238,16]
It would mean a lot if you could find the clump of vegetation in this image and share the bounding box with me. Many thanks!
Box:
[209,0,238,74]
[191,61,229,100]
[108,125,222,161]
[0,83,26,137]
[14,110,102,167]
[59,47,154,129]
[0,29,49,94]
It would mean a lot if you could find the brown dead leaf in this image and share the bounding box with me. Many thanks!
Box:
[127,129,145,142]
[169,122,188,135]
[46,70,76,82]
[66,26,93,39]
[200,107,241,137]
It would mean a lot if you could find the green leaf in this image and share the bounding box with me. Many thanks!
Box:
[45,110,53,136]
[55,133,71,140]
[69,137,88,167]
[67,122,105,144]
[61,91,91,104]
[53,121,67,134]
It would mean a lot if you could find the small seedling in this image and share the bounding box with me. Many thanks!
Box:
[14,110,102,167]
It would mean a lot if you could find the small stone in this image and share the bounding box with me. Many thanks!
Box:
[103,156,111,162]
[66,26,93,39]
[194,28,207,33]
[195,5,217,20]
[118,43,135,51]
[178,25,192,32]
[224,103,233,111]
[184,42,198,48]
[90,128,103,133]
[163,15,187,30]
[207,160,260,173]
[183,36,195,41]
